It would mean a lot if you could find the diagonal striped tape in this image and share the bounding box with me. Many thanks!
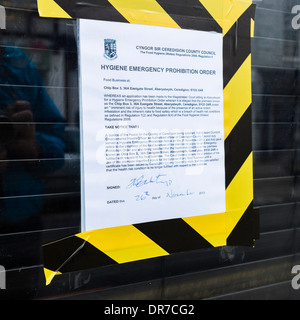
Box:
[38,0,71,18]
[37,0,258,285]
[223,5,254,88]
[156,0,222,32]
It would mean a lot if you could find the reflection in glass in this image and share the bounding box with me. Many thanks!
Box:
[0,46,66,232]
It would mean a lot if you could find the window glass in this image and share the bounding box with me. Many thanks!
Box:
[0,0,300,300]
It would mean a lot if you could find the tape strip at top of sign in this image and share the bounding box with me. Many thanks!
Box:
[37,0,258,286]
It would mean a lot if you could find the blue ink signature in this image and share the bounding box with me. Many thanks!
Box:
[166,189,194,199]
[127,174,172,189]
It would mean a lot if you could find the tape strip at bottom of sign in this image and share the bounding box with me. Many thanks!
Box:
[36,0,259,285]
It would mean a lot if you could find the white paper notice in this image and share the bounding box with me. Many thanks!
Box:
[79,20,226,231]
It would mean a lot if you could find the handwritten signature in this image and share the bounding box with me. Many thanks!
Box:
[127,174,173,189]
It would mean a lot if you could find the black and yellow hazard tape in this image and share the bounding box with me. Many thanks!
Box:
[37,0,259,285]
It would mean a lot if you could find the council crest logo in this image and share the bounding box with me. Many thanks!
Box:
[104,39,117,60]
